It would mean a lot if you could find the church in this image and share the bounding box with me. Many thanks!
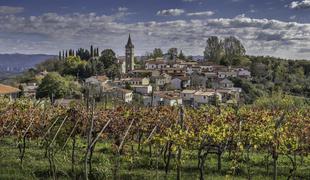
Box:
[119,34,135,74]
[125,34,135,73]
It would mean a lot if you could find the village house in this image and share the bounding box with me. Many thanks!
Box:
[85,75,111,96]
[117,57,126,74]
[85,75,109,86]
[151,75,166,86]
[141,95,152,106]
[145,60,168,70]
[237,69,251,79]
[131,85,153,95]
[186,65,202,75]
[171,76,191,90]
[113,87,133,103]
[193,91,222,107]
[129,69,160,77]
[20,82,38,98]
[152,91,182,106]
[151,73,172,90]
[202,72,218,82]
[160,68,187,76]
[201,64,227,72]
[216,88,241,103]
[0,84,21,100]
[219,78,234,88]
[122,77,150,86]
[201,65,214,72]
[217,71,238,79]
[180,90,196,105]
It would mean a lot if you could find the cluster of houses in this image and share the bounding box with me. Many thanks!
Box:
[0,35,251,108]
[83,56,248,107]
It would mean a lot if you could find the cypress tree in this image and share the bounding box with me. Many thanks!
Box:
[59,51,62,60]
[90,45,94,58]
[62,50,65,59]
[65,50,68,58]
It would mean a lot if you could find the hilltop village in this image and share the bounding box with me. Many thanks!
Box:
[0,35,257,110]
[1,35,253,107]
[80,35,251,107]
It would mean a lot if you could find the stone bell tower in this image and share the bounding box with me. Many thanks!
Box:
[125,34,135,73]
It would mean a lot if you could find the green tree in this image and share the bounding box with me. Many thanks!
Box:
[152,48,163,59]
[99,49,117,69]
[76,48,91,60]
[36,72,70,100]
[63,56,88,78]
[178,50,186,60]
[223,36,246,65]
[204,36,224,63]
[35,58,65,73]
[97,49,120,79]
[167,48,178,60]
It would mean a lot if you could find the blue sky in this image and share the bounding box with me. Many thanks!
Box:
[0,0,310,59]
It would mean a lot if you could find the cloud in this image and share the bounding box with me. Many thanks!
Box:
[0,12,309,59]
[157,9,185,16]
[298,48,310,53]
[118,7,128,12]
[182,0,197,2]
[0,6,24,14]
[187,11,215,16]
[256,32,285,41]
[288,0,310,9]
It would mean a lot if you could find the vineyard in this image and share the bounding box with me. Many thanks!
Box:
[0,96,309,180]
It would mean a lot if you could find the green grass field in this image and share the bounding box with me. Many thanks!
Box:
[0,137,309,180]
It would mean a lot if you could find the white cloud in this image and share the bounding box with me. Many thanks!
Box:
[187,11,215,16]
[288,0,310,9]
[157,9,185,16]
[118,7,128,12]
[0,12,310,59]
[0,6,24,14]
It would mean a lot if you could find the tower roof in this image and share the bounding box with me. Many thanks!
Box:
[126,34,134,48]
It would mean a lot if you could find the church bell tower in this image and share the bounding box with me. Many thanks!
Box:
[125,34,135,73]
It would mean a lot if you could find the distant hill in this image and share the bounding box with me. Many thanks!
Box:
[0,54,55,75]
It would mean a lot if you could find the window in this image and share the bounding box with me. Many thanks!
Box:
[204,96,206,99]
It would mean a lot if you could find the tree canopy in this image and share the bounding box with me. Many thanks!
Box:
[36,72,71,100]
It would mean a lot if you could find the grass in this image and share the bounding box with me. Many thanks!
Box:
[0,137,309,180]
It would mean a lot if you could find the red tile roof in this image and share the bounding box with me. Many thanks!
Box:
[0,84,21,95]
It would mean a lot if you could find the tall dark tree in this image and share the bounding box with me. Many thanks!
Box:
[76,48,91,60]
[204,36,224,63]
[96,48,99,57]
[223,36,246,64]
[152,48,163,59]
[167,48,178,61]
[90,45,94,58]
[178,50,186,60]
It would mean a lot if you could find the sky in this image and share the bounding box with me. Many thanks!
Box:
[0,0,310,59]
